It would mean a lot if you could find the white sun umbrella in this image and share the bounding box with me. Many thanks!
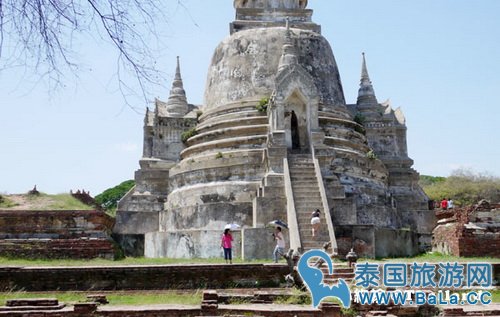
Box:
[224,223,241,230]
[267,219,289,229]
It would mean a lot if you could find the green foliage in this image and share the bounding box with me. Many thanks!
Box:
[353,113,365,125]
[0,195,18,208]
[94,180,135,211]
[492,289,500,303]
[341,307,359,317]
[256,97,269,113]
[215,152,223,159]
[419,175,446,187]
[0,291,202,306]
[353,113,366,134]
[181,127,197,143]
[47,194,95,210]
[366,150,377,160]
[196,110,203,120]
[420,169,500,206]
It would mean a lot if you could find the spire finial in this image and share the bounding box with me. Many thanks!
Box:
[357,52,378,105]
[278,18,298,72]
[166,56,188,116]
[175,56,181,81]
[361,52,370,83]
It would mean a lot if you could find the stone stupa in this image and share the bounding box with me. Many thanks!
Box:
[114,0,435,259]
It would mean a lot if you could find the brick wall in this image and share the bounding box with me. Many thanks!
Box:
[0,264,289,291]
[432,202,500,258]
[0,238,116,259]
[0,210,117,259]
[458,229,500,258]
[0,210,114,239]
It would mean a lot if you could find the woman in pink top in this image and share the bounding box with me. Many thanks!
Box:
[221,228,233,264]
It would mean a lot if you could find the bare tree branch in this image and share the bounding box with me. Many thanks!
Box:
[0,0,173,109]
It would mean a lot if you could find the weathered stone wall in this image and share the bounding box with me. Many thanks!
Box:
[335,225,420,258]
[0,210,115,259]
[0,210,114,239]
[204,28,345,111]
[458,226,500,257]
[0,210,117,259]
[242,227,287,260]
[374,228,419,258]
[145,230,243,259]
[432,202,500,258]
[0,264,288,291]
[335,225,375,258]
[0,303,339,317]
[0,238,116,259]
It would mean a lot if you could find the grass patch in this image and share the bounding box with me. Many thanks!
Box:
[2,193,93,210]
[273,289,311,305]
[492,289,500,303]
[0,256,274,267]
[0,195,18,208]
[1,252,498,267]
[0,291,202,306]
[0,291,87,305]
[45,194,94,210]
[106,291,202,305]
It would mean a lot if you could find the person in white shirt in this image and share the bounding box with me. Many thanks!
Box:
[448,198,454,209]
[310,209,321,237]
[272,227,285,263]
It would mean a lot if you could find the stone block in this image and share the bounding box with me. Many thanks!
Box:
[335,225,375,258]
[253,197,286,227]
[374,228,419,258]
[400,209,436,234]
[263,173,284,186]
[331,198,356,226]
[113,210,159,234]
[145,230,242,259]
[241,227,277,261]
[112,233,144,257]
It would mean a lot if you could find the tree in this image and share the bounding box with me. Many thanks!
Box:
[420,169,500,206]
[95,179,135,213]
[0,0,182,107]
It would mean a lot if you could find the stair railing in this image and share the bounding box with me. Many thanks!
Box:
[313,158,338,255]
[283,158,302,253]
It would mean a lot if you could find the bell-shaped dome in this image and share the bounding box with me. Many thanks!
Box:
[203,27,346,112]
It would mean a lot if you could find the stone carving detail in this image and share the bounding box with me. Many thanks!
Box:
[234,0,307,9]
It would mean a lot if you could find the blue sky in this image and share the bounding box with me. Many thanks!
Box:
[1,0,499,195]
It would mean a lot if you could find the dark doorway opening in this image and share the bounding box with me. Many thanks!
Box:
[291,111,300,150]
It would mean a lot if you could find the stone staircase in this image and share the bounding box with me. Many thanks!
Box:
[288,154,331,252]
[320,263,355,285]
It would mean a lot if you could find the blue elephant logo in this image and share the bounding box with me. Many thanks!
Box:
[297,249,351,308]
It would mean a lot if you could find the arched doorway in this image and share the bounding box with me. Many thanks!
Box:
[291,111,300,150]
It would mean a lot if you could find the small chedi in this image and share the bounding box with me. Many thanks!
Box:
[114,0,435,259]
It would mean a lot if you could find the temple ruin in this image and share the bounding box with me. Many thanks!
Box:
[114,1,435,259]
